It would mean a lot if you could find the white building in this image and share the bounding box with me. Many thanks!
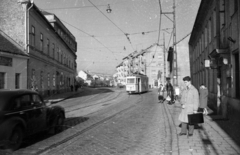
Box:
[0,31,29,89]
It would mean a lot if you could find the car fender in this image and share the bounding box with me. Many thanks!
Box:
[0,117,26,145]
[47,106,65,127]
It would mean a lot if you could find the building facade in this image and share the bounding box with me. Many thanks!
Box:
[0,0,77,96]
[189,0,239,118]
[115,43,166,88]
[0,31,29,89]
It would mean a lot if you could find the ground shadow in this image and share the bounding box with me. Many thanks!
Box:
[68,87,115,99]
[0,116,89,154]
[208,112,240,148]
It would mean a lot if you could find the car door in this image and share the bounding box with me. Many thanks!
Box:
[10,94,36,135]
[30,94,47,132]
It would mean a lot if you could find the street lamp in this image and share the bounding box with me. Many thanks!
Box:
[106,4,112,13]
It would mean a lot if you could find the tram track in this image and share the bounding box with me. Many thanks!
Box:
[64,90,124,114]
[37,93,143,155]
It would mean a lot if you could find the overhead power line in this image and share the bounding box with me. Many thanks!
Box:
[60,19,119,61]
[88,0,135,51]
[147,0,162,67]
[174,32,191,45]
[42,5,106,10]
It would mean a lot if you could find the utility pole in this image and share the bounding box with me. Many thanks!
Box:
[173,0,178,86]
[161,0,177,86]
[163,33,166,83]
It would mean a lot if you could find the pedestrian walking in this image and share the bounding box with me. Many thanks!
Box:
[198,84,208,115]
[165,78,174,104]
[158,84,164,103]
[178,76,199,137]
[174,85,180,102]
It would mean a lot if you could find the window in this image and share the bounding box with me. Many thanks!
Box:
[47,73,50,87]
[32,94,43,105]
[220,0,225,28]
[57,47,59,61]
[0,72,5,89]
[47,39,50,55]
[31,26,35,46]
[40,33,43,52]
[53,74,55,87]
[61,53,63,63]
[208,18,212,43]
[213,9,217,37]
[12,95,31,110]
[40,71,43,90]
[204,27,208,48]
[234,53,239,98]
[230,0,238,16]
[15,73,20,89]
[52,43,55,58]
[234,0,238,12]
[127,78,135,84]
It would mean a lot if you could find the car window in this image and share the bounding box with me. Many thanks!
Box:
[11,95,31,110]
[32,94,43,106]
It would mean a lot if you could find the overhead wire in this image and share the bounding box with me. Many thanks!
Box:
[88,0,135,51]
[77,29,158,38]
[60,19,119,61]
[146,0,162,67]
[42,5,106,10]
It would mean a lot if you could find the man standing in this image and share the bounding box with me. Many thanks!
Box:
[178,76,199,137]
[165,77,174,104]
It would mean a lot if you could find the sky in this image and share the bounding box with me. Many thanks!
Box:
[34,0,201,76]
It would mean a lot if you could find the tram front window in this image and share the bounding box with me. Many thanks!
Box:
[127,78,135,84]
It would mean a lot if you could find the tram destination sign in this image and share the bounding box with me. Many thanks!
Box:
[0,56,12,66]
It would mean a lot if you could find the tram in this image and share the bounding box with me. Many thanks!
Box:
[126,74,149,94]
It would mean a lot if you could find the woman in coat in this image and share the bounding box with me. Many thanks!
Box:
[198,84,208,114]
[178,76,199,136]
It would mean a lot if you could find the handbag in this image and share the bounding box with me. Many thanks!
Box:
[166,95,171,101]
[203,108,208,115]
[188,113,204,124]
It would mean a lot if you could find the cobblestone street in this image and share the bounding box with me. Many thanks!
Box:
[42,90,172,155]
[3,88,240,155]
[42,88,240,155]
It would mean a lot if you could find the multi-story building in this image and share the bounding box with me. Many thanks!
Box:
[142,44,165,88]
[0,0,77,96]
[115,43,166,88]
[116,62,125,85]
[77,70,93,86]
[0,30,29,89]
[189,0,239,118]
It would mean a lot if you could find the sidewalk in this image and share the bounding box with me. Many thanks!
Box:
[44,89,81,103]
[165,101,240,155]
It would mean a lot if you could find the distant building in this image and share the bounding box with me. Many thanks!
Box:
[116,43,166,88]
[0,0,77,96]
[77,70,93,86]
[0,31,29,89]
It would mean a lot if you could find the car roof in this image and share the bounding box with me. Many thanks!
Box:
[0,89,38,110]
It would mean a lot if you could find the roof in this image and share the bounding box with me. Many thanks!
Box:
[0,30,28,57]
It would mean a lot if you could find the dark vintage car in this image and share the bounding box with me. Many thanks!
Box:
[0,89,65,151]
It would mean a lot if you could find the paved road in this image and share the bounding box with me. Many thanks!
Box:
[41,88,173,155]
[2,87,240,155]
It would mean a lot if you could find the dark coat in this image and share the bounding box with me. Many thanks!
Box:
[199,88,208,108]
